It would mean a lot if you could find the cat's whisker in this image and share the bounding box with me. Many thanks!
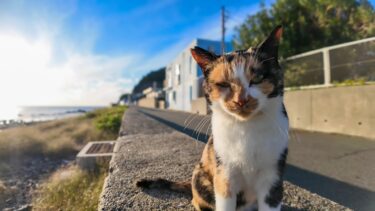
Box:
[290,129,301,143]
[193,116,208,138]
[205,121,212,138]
[259,57,275,64]
[185,112,200,127]
[184,112,195,127]
[184,113,200,131]
[197,117,210,142]
[263,112,289,139]
[198,117,209,133]
[197,116,210,138]
[193,118,204,139]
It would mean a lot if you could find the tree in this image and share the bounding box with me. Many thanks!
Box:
[233,0,375,58]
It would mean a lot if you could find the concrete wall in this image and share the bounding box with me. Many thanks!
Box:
[189,85,375,139]
[137,98,156,108]
[158,100,166,109]
[191,97,208,115]
[285,85,375,139]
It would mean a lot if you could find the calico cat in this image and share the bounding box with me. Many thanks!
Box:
[137,26,289,211]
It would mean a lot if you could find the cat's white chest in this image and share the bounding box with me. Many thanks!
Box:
[211,106,288,180]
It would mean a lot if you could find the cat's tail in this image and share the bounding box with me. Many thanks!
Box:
[136,178,191,194]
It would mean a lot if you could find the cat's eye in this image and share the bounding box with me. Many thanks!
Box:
[215,82,231,88]
[251,74,264,84]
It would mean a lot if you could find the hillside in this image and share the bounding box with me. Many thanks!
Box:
[132,67,165,95]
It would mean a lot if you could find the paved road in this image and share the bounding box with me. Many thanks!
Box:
[138,107,375,211]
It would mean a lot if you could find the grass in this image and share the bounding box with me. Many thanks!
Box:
[0,180,5,191]
[0,106,126,210]
[0,179,8,203]
[0,106,126,161]
[32,165,107,211]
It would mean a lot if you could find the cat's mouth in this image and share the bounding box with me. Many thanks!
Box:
[224,100,259,121]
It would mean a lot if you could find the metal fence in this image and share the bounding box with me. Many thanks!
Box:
[282,37,375,88]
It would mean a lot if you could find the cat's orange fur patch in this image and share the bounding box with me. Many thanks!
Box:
[214,168,232,197]
[207,63,228,101]
[191,138,217,210]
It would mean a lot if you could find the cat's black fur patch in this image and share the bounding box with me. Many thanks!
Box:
[215,152,222,167]
[265,179,283,207]
[193,170,215,205]
[265,148,288,207]
[277,148,288,176]
[264,63,284,98]
[203,79,212,105]
[236,191,247,208]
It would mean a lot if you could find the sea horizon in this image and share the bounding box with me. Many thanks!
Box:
[0,105,105,122]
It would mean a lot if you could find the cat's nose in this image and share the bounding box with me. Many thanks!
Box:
[234,98,249,107]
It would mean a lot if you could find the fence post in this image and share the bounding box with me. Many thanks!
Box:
[323,48,331,86]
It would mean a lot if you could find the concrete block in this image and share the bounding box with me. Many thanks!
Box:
[76,141,115,171]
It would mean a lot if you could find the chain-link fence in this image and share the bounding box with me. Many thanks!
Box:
[282,37,375,88]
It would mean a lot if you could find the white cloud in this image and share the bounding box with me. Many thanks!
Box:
[0,32,137,107]
[0,1,264,108]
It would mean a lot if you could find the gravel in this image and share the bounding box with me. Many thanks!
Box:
[99,107,351,210]
[0,157,72,211]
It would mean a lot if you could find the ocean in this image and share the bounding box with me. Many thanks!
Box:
[0,106,104,123]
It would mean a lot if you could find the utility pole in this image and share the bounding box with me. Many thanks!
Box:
[221,6,226,54]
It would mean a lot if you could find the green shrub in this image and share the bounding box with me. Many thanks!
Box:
[333,78,366,87]
[94,106,126,135]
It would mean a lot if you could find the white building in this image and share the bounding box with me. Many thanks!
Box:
[164,38,233,111]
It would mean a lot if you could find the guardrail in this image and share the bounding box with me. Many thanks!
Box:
[282,37,375,88]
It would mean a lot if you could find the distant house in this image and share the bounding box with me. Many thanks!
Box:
[136,86,165,109]
[164,38,233,112]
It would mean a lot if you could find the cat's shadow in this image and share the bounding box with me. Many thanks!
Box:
[140,189,305,211]
[141,188,192,201]
[281,205,306,211]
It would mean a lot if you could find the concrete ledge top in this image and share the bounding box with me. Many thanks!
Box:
[119,106,175,136]
[99,107,351,210]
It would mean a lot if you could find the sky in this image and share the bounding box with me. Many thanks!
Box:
[0,0,270,108]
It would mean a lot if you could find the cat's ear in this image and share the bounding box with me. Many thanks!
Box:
[258,25,283,58]
[191,46,218,76]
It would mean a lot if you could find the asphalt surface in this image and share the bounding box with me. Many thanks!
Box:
[138,107,375,211]
[99,107,350,210]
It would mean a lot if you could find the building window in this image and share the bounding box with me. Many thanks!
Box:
[175,64,181,85]
[189,86,193,102]
[173,91,176,102]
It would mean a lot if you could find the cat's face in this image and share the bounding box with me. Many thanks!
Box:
[191,26,283,121]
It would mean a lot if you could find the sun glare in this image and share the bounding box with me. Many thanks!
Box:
[0,33,54,109]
